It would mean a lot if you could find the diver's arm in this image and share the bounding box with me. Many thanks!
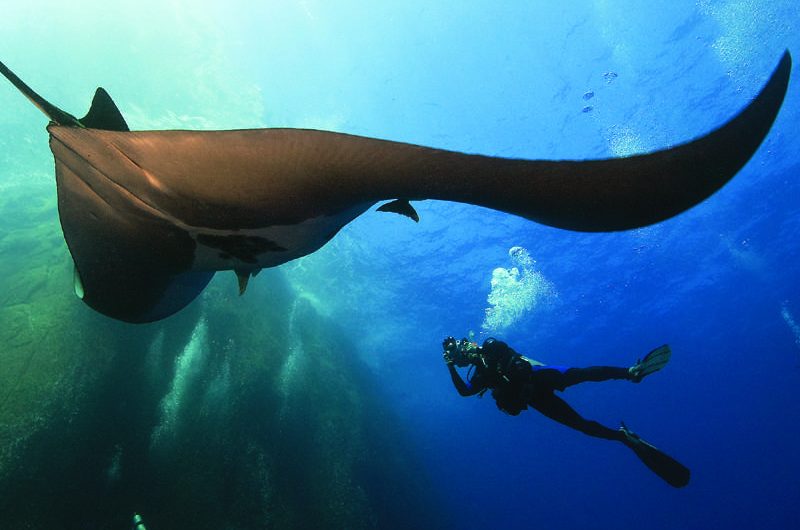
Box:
[447,363,483,396]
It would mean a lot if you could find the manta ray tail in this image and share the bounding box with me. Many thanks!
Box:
[0,59,127,131]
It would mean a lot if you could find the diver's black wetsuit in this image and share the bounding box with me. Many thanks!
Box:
[447,338,630,442]
[445,337,691,487]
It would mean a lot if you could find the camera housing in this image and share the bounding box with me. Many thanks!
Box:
[443,336,476,367]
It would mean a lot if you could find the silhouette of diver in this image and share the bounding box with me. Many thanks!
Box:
[443,336,690,487]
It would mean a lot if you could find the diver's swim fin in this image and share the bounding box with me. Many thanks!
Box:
[620,422,690,488]
[629,345,671,383]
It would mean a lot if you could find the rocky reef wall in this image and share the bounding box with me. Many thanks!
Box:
[0,185,445,529]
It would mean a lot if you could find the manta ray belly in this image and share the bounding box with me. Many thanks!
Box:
[188,204,371,272]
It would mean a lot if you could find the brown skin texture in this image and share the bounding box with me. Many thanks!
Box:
[3,53,792,321]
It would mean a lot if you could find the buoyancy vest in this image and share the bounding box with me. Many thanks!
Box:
[479,338,535,415]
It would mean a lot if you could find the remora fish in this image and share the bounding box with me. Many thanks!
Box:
[0,52,791,323]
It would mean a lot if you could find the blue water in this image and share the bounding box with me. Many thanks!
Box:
[1,2,799,529]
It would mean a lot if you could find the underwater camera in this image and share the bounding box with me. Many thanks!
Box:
[442,336,477,367]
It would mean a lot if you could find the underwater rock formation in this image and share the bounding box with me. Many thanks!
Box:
[0,186,444,529]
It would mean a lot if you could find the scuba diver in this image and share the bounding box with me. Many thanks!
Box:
[442,336,690,488]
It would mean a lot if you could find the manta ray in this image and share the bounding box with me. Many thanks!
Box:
[0,52,791,323]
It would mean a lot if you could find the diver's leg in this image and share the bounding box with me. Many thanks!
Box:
[561,366,632,387]
[530,393,690,486]
[528,391,625,441]
[532,366,631,391]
